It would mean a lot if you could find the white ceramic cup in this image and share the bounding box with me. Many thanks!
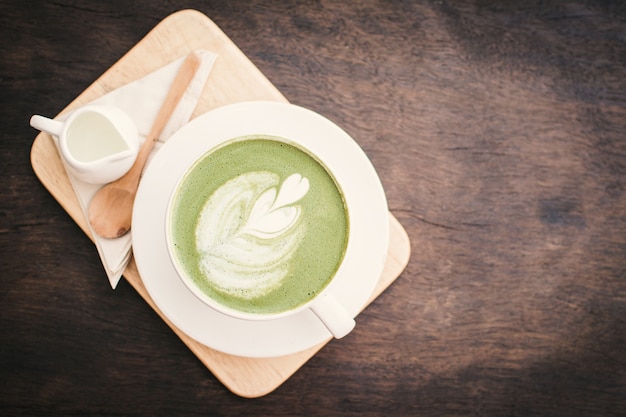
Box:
[30,104,139,184]
[165,135,360,339]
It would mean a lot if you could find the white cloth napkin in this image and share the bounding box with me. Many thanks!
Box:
[57,50,217,289]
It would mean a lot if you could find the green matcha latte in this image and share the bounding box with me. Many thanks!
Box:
[168,135,349,315]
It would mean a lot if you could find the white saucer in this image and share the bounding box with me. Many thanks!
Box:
[132,101,389,358]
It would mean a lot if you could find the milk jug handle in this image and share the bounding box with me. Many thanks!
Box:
[30,115,63,137]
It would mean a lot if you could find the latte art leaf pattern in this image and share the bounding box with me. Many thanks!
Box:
[195,172,309,299]
[245,173,309,239]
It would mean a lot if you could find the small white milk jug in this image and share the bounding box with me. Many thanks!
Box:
[30,104,139,184]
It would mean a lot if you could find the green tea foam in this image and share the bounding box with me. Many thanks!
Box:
[170,136,348,315]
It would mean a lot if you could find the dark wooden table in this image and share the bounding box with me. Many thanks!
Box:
[2,0,625,415]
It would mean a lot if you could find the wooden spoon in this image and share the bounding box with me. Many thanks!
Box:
[88,52,201,238]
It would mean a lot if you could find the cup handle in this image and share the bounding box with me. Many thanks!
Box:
[310,294,356,339]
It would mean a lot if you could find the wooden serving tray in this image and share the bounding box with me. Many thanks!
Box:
[30,9,411,398]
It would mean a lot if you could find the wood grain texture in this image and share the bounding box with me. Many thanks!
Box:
[2,0,625,415]
[29,10,410,397]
